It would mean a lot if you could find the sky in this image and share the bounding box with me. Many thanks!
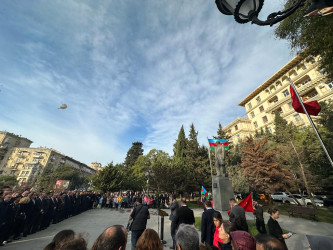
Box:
[0,0,295,166]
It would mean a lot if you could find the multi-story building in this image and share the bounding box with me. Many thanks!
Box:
[0,131,32,165]
[224,54,333,143]
[90,162,103,171]
[1,147,96,186]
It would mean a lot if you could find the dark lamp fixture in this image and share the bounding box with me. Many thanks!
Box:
[215,0,333,26]
[304,0,333,16]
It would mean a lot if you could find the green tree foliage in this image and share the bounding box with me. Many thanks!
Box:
[37,164,87,190]
[274,111,291,143]
[275,0,333,81]
[91,162,124,192]
[185,124,211,193]
[124,142,144,167]
[227,165,250,193]
[0,175,18,189]
[214,123,231,141]
[240,137,293,195]
[174,125,187,160]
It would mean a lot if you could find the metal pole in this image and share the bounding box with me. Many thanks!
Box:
[288,78,333,168]
[207,138,213,178]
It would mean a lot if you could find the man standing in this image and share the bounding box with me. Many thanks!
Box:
[165,195,179,249]
[201,200,215,246]
[129,197,150,250]
[253,200,266,234]
[174,199,195,229]
[229,198,248,232]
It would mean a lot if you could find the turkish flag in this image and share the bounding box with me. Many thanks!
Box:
[290,86,321,116]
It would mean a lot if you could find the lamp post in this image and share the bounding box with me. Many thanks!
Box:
[215,0,333,26]
[145,169,151,194]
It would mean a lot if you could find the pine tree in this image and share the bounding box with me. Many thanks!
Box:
[174,125,187,160]
[124,142,144,167]
[214,123,231,141]
[274,111,290,143]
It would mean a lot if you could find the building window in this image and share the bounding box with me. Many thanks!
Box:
[294,114,302,122]
[227,129,231,134]
[248,103,252,109]
[259,106,264,112]
[262,116,268,123]
[10,170,15,175]
[235,125,238,131]
[250,112,255,118]
[282,89,289,97]
[253,121,258,128]
[256,96,261,103]
[288,102,293,109]
[327,82,333,89]
[267,127,272,133]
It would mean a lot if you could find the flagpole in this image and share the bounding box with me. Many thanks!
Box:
[207,138,213,179]
[288,78,333,169]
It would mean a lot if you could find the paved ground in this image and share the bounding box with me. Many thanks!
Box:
[2,208,333,250]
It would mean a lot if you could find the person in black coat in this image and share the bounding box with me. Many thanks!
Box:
[173,199,195,229]
[201,200,215,246]
[267,208,289,250]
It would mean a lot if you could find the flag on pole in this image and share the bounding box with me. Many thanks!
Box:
[201,186,208,197]
[290,85,321,116]
[227,193,254,215]
[208,139,229,151]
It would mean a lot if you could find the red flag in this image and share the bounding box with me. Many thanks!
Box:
[290,86,321,116]
[238,193,254,212]
[227,193,254,215]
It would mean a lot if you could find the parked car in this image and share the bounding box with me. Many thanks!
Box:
[324,196,333,207]
[303,196,324,207]
[282,194,306,205]
[271,192,288,201]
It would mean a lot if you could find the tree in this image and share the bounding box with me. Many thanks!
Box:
[91,162,124,192]
[0,175,18,189]
[214,123,231,141]
[275,0,333,81]
[37,165,55,190]
[124,142,144,167]
[174,125,187,160]
[240,137,294,196]
[227,165,250,193]
[274,111,290,143]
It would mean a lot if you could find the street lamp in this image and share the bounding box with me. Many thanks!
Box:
[215,0,333,26]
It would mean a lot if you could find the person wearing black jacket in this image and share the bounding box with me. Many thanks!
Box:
[174,199,195,229]
[253,200,266,234]
[129,197,150,250]
[201,200,215,246]
[267,208,289,250]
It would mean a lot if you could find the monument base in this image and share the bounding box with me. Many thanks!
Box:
[212,176,234,211]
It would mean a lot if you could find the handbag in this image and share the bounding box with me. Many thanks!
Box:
[126,205,144,232]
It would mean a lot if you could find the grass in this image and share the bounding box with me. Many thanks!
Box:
[187,200,204,209]
[194,217,289,236]
[263,203,333,224]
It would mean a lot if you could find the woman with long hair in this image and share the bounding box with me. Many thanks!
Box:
[267,208,289,250]
[212,211,223,249]
[135,228,163,250]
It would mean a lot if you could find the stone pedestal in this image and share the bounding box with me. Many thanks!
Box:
[212,176,234,211]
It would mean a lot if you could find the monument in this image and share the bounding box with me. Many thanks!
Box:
[211,140,234,211]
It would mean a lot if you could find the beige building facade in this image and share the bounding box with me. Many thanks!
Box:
[90,162,103,171]
[224,54,333,143]
[0,131,96,186]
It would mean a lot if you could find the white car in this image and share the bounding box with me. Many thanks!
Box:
[271,192,288,201]
[282,194,307,205]
[304,196,324,207]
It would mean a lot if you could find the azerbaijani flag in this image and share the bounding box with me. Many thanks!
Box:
[201,186,208,197]
[208,139,229,151]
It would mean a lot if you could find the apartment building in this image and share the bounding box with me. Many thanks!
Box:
[224,54,333,143]
[0,131,32,163]
[1,147,96,186]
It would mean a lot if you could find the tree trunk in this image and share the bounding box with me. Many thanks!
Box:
[290,141,316,209]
